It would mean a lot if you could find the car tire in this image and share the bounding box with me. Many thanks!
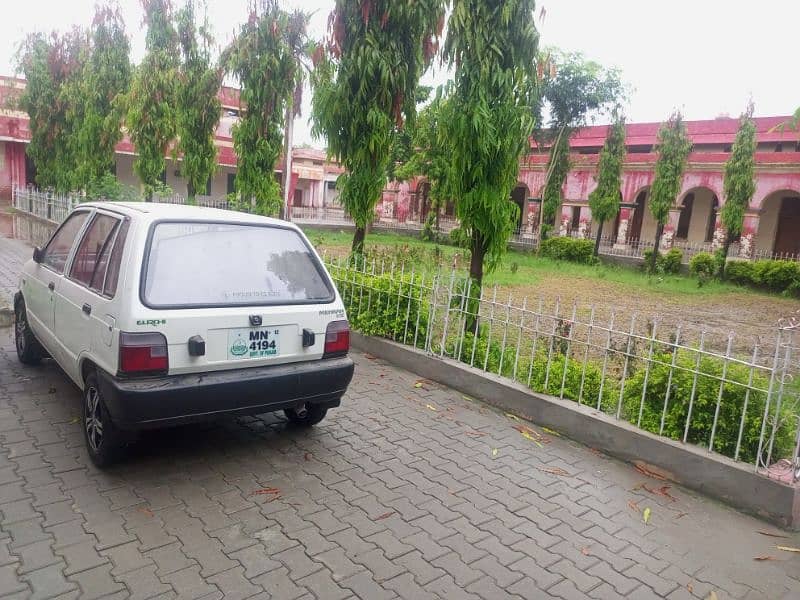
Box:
[284,403,328,427]
[15,298,45,365]
[83,372,125,468]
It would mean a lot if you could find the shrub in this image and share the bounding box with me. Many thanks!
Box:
[621,350,797,463]
[336,268,429,347]
[539,237,596,264]
[689,252,717,285]
[449,226,471,249]
[724,260,755,286]
[643,247,683,275]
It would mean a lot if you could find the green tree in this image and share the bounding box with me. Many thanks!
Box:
[16,29,87,191]
[125,0,179,200]
[648,111,692,272]
[720,103,757,278]
[224,1,308,216]
[67,3,131,191]
[175,0,221,202]
[311,0,446,254]
[395,92,450,230]
[440,0,539,332]
[537,50,625,233]
[588,112,626,256]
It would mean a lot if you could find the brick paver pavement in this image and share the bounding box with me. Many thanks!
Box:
[0,229,799,599]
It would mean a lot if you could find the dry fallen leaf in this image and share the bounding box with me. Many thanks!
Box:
[304,452,312,461]
[635,463,668,481]
[137,507,154,518]
[580,547,591,556]
[374,511,394,521]
[687,583,694,593]
[465,430,487,438]
[706,592,718,600]
[538,467,570,476]
[627,500,640,512]
[251,487,281,497]
[541,427,561,437]
[504,413,520,421]
[414,382,424,389]
[642,507,651,525]
[753,555,778,561]
[491,448,498,457]
[640,483,678,502]
[776,545,800,553]
[757,530,789,539]
[69,417,79,424]
[426,404,438,412]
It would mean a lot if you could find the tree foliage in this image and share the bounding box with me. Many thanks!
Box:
[649,111,692,270]
[224,1,308,216]
[176,0,221,202]
[588,112,626,255]
[312,0,446,253]
[720,102,757,276]
[125,0,179,199]
[16,29,87,191]
[67,4,131,191]
[440,0,539,296]
[537,50,625,228]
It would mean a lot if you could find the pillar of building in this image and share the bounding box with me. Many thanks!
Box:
[738,213,760,259]
[577,206,592,239]
[660,208,682,251]
[711,212,726,252]
[613,204,635,249]
[558,205,572,237]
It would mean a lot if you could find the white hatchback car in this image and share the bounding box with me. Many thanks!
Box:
[14,202,354,466]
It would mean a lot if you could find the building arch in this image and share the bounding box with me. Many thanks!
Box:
[675,186,719,243]
[510,183,529,231]
[757,189,800,257]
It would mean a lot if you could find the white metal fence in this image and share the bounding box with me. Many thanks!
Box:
[327,256,800,482]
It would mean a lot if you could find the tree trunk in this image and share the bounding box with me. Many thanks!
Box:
[187,181,196,205]
[651,222,664,272]
[720,236,732,280]
[281,98,294,221]
[593,220,604,257]
[465,231,485,337]
[352,226,366,256]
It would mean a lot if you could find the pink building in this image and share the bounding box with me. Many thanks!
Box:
[509,117,800,259]
[0,76,342,209]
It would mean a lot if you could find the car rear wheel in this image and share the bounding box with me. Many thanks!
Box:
[284,403,328,427]
[15,299,45,365]
[83,372,125,467]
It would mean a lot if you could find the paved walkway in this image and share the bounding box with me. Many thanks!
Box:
[0,230,799,599]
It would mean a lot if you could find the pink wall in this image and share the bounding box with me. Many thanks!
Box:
[0,142,26,202]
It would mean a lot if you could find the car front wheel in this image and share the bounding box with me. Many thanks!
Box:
[15,299,45,365]
[284,403,328,427]
[83,372,125,467]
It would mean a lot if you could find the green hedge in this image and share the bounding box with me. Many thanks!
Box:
[621,350,796,463]
[539,237,596,264]
[726,259,800,296]
[643,248,683,274]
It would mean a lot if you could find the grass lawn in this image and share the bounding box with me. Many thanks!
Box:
[303,226,798,342]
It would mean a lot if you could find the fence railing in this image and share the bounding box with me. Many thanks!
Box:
[326,256,800,483]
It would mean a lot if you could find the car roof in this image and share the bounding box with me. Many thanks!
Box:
[78,201,295,229]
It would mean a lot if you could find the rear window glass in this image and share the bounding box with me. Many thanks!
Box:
[142,222,334,307]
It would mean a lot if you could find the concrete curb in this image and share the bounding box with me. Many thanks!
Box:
[352,332,800,530]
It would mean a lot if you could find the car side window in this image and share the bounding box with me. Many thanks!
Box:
[69,213,120,290]
[41,211,90,274]
[100,220,129,298]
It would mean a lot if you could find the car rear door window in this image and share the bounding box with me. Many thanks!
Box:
[142,222,334,308]
[69,214,120,288]
[41,211,90,274]
[100,220,129,297]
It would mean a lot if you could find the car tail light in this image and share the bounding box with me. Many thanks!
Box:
[323,320,350,358]
[119,332,168,375]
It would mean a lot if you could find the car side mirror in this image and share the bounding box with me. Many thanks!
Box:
[32,247,43,263]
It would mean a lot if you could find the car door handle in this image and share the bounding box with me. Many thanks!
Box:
[48,281,55,291]
[82,303,92,316]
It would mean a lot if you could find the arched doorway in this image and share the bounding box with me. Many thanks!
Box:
[510,184,528,232]
[628,189,648,242]
[676,188,719,243]
[758,191,800,256]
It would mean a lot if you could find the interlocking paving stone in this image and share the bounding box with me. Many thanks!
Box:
[0,303,799,600]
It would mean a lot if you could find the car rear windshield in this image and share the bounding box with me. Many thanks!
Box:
[142,222,334,308]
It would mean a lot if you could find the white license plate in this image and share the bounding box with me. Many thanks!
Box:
[228,327,280,359]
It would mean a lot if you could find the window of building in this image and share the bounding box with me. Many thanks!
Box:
[227,173,236,195]
[570,206,581,231]
[326,181,337,190]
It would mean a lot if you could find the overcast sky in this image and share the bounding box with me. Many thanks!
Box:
[2,0,799,148]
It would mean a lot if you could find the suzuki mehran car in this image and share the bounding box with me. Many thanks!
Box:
[14,202,354,466]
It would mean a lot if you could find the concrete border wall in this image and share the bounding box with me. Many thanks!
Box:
[352,332,800,530]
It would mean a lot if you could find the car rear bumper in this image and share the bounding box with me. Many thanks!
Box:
[97,356,354,430]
